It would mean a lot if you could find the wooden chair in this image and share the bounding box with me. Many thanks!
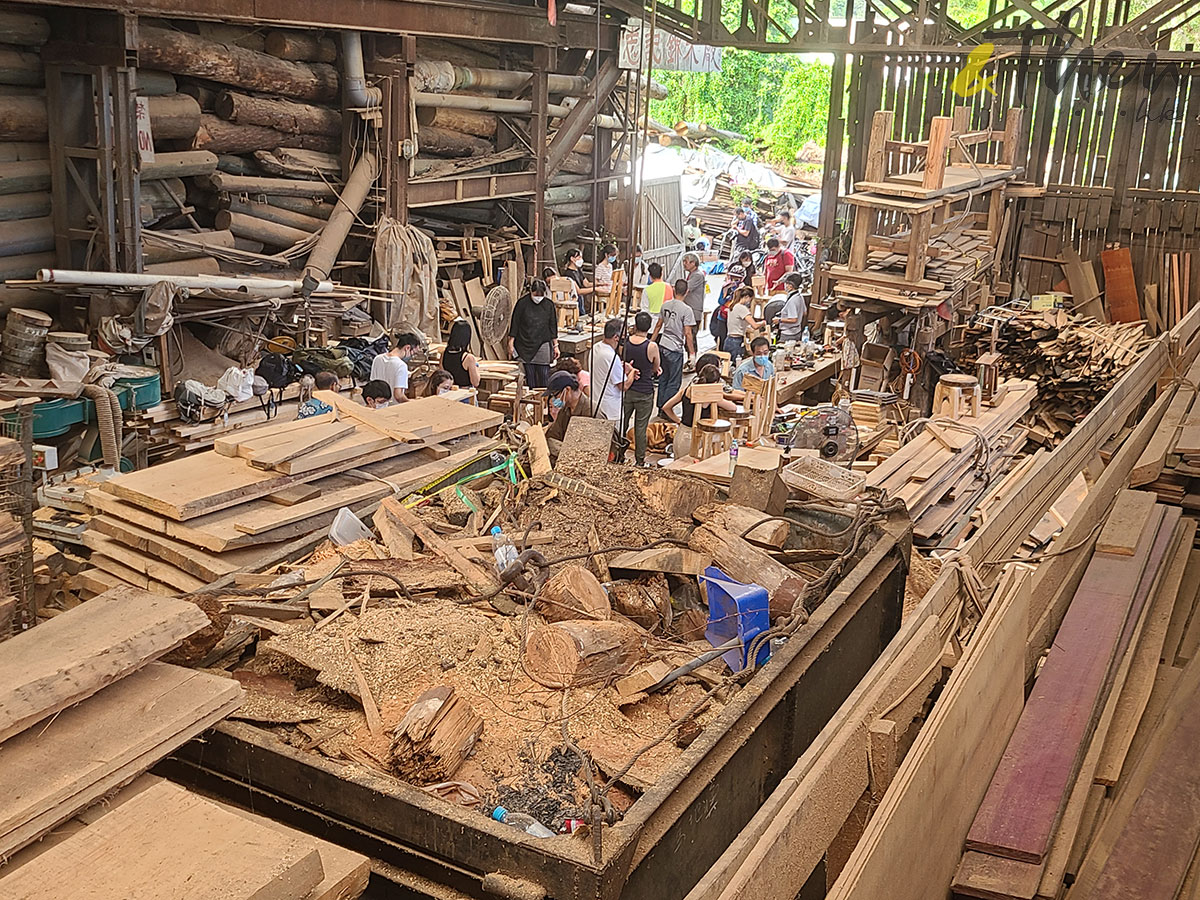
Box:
[604,269,625,318]
[710,350,732,378]
[687,381,732,461]
[548,276,579,330]
[740,373,777,442]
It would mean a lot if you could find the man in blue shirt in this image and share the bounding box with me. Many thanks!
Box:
[732,335,775,389]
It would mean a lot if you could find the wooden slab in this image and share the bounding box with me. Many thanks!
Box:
[1095,489,1158,556]
[213,413,334,458]
[0,586,209,744]
[1164,549,1200,664]
[101,397,501,520]
[609,546,707,575]
[265,483,322,506]
[0,663,242,858]
[82,531,208,593]
[88,515,266,581]
[0,779,325,900]
[249,421,357,470]
[966,507,1167,864]
[1100,246,1141,323]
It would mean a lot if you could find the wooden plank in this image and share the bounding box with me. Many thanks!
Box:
[82,532,208,593]
[1101,246,1142,323]
[0,779,325,900]
[1094,489,1158,555]
[953,851,1042,900]
[248,421,357,470]
[1165,549,1200,664]
[0,586,209,744]
[1096,517,1196,785]
[382,499,497,595]
[265,483,321,506]
[212,413,330,457]
[1089,664,1200,899]
[312,389,421,443]
[966,507,1167,864]
[87,515,266,582]
[609,546,707,576]
[527,423,551,476]
[826,558,1028,900]
[86,551,181,596]
[0,663,242,858]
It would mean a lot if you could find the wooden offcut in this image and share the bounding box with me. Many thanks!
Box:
[1094,489,1158,556]
[534,564,612,622]
[690,523,806,619]
[1100,246,1141,324]
[388,685,484,784]
[0,586,209,744]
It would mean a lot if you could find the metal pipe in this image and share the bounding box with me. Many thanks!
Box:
[37,269,333,293]
[303,150,379,286]
[340,32,382,108]
[413,92,621,131]
[413,61,665,100]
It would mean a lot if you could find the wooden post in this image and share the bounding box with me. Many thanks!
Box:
[814,51,848,305]
[848,205,873,272]
[922,116,953,191]
[950,105,970,164]
[532,46,551,273]
[905,209,932,283]
[1001,106,1024,168]
[863,109,893,183]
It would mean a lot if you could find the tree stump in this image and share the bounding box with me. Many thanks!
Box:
[523,619,648,688]
[534,565,611,622]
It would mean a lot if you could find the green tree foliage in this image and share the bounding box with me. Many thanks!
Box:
[649,51,832,165]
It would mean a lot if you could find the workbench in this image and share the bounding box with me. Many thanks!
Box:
[775,354,841,405]
[557,325,605,367]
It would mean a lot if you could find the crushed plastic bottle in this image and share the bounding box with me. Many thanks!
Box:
[492,806,555,838]
[728,438,739,476]
[490,525,519,574]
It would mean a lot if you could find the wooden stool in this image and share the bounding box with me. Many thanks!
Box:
[487,387,546,425]
[687,381,733,461]
[728,408,752,443]
[553,300,579,330]
[933,373,981,419]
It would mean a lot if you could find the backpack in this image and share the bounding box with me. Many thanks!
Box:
[293,347,353,380]
[174,380,227,424]
[256,352,296,390]
[338,336,389,384]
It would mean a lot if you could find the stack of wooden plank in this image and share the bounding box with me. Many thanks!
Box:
[1125,353,1200,507]
[76,396,502,596]
[960,309,1151,441]
[950,489,1200,899]
[866,379,1035,540]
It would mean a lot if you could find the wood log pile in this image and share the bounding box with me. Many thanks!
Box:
[959,309,1151,444]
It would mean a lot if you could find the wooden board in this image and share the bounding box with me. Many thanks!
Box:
[966,507,1167,864]
[101,397,501,520]
[249,421,358,470]
[87,515,266,581]
[213,413,333,457]
[0,663,242,858]
[82,532,208,593]
[826,559,1028,900]
[1100,246,1142,323]
[0,779,325,900]
[1165,549,1200,665]
[0,586,209,744]
[1095,489,1158,555]
[1096,517,1196,785]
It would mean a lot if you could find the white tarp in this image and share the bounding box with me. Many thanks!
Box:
[638,143,789,214]
[619,22,722,72]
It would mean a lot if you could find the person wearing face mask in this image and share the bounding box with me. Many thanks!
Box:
[763,237,795,292]
[631,244,647,291]
[563,248,594,315]
[732,335,776,390]
[621,311,661,468]
[543,369,583,458]
[361,379,393,409]
[507,278,558,389]
[594,243,618,301]
[423,369,456,397]
[370,331,421,403]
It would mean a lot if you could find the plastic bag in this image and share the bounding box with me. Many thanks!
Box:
[45,342,89,382]
[216,366,255,402]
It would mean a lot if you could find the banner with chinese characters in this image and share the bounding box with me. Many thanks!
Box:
[619,22,722,72]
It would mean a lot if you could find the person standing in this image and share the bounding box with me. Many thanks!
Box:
[589,318,632,421]
[621,311,661,467]
[733,208,760,253]
[370,331,421,403]
[507,278,558,388]
[652,280,697,419]
[681,251,706,329]
[763,237,795,292]
[630,244,647,291]
[774,209,796,252]
[641,262,673,315]
[442,318,480,388]
[723,286,762,362]
[775,272,808,343]
[683,216,706,251]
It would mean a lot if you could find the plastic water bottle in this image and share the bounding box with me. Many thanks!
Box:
[729,438,739,476]
[491,526,519,574]
[492,806,555,838]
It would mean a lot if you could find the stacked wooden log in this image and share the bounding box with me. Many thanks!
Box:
[0,10,52,285]
[959,309,1151,443]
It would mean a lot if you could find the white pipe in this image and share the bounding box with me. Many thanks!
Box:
[413,92,622,131]
[341,32,382,108]
[37,269,334,293]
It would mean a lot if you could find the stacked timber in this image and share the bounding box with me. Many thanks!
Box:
[951,490,1200,900]
[0,594,370,899]
[960,309,1151,443]
[865,378,1036,546]
[76,396,502,597]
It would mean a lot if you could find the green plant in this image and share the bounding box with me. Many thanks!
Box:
[729,182,761,207]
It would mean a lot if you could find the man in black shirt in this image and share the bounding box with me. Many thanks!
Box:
[733,208,760,253]
[507,278,558,388]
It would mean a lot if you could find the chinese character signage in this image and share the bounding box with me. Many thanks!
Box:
[135,96,155,163]
[619,22,722,73]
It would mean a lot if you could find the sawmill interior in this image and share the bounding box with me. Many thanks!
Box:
[2,0,1200,897]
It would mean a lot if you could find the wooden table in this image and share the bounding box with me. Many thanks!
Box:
[557,326,605,367]
[775,355,841,405]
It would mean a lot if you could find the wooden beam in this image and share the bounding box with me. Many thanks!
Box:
[544,56,620,178]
